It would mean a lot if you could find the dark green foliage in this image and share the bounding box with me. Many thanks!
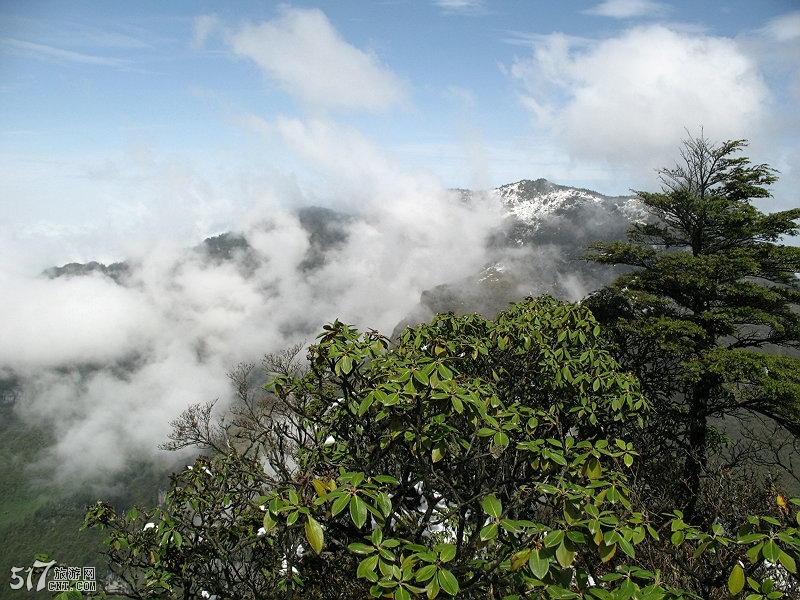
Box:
[81,297,800,599]
[584,133,800,527]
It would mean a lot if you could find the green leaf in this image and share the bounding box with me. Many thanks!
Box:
[374,474,399,485]
[671,530,685,547]
[357,554,379,580]
[479,523,498,541]
[348,542,375,555]
[563,502,581,524]
[331,492,350,516]
[369,528,382,545]
[583,456,603,480]
[425,575,440,600]
[598,541,616,563]
[395,587,412,600]
[312,478,328,498]
[543,529,564,548]
[415,564,437,583]
[779,550,797,574]
[376,492,393,518]
[482,495,502,519]
[436,543,457,563]
[413,369,430,386]
[510,548,531,572]
[528,548,550,579]
[617,536,635,559]
[762,539,780,563]
[555,540,575,567]
[305,515,324,554]
[746,541,764,564]
[437,568,459,596]
[728,564,745,595]
[493,431,510,448]
[358,395,374,416]
[437,363,454,380]
[350,495,368,529]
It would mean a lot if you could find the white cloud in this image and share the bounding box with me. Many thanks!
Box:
[583,0,670,19]
[760,11,800,42]
[230,7,406,112]
[511,25,769,177]
[0,273,155,369]
[4,108,504,491]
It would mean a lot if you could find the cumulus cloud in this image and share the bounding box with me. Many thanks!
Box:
[583,0,671,19]
[511,25,769,178]
[230,7,406,112]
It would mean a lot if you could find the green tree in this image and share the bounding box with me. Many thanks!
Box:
[83,297,800,599]
[583,133,800,526]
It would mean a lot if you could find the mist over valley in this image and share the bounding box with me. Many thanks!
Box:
[1,179,642,495]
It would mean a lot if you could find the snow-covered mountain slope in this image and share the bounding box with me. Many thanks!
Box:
[493,178,644,225]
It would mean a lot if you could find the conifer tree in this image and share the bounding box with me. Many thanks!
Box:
[584,132,800,523]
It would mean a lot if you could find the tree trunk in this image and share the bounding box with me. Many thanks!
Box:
[682,380,710,524]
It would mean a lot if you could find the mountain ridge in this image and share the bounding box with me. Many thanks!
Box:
[42,178,643,283]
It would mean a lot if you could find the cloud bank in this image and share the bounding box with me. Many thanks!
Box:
[2,122,502,492]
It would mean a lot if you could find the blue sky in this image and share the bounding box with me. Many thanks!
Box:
[1,0,799,271]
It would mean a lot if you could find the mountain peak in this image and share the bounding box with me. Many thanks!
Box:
[492,178,641,225]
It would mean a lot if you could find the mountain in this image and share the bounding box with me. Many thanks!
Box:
[43,179,643,315]
[391,179,644,334]
[37,179,645,338]
[490,178,644,246]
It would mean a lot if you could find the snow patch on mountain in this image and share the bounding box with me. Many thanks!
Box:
[492,178,646,226]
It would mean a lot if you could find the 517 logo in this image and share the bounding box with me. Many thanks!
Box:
[10,560,96,593]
